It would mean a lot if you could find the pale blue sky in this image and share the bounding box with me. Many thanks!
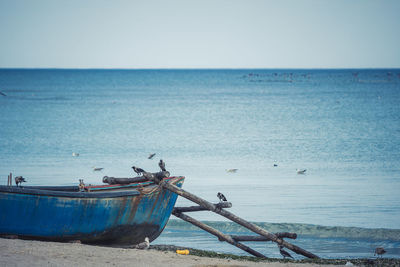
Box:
[1,0,399,68]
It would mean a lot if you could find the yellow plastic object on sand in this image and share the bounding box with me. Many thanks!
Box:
[176,249,190,255]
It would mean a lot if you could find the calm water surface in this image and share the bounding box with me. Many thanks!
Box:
[1,69,399,258]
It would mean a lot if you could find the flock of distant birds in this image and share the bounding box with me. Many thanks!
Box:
[243,71,400,84]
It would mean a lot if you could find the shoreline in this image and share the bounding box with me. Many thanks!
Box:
[1,238,399,267]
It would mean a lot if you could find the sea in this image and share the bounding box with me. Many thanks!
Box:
[0,69,399,259]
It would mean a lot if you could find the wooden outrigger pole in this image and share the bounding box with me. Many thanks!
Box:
[144,173,319,259]
[173,210,267,258]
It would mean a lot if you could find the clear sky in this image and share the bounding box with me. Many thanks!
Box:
[1,0,399,69]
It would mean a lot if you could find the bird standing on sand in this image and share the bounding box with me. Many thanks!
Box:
[132,166,145,176]
[159,159,166,172]
[217,192,227,202]
[374,247,386,258]
[148,153,156,159]
[296,169,306,174]
[278,245,294,259]
[134,237,150,249]
[15,176,26,187]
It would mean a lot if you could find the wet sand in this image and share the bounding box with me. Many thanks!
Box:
[0,238,336,267]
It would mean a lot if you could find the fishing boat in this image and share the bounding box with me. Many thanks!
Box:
[0,173,184,245]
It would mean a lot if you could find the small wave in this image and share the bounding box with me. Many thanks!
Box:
[357,79,397,83]
[166,220,400,241]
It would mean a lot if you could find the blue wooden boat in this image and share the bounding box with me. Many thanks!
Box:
[0,176,184,245]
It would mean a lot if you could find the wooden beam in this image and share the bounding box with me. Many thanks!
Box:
[173,202,232,213]
[172,210,267,258]
[149,175,319,259]
[231,232,297,242]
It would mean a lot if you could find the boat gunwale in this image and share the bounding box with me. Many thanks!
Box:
[0,176,184,199]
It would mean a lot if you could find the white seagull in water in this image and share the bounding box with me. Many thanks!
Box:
[72,152,79,157]
[296,169,306,174]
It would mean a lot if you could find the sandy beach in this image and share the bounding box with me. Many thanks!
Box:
[0,238,340,267]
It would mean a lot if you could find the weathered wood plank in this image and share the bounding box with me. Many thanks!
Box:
[173,202,232,213]
[231,232,297,242]
[172,210,267,258]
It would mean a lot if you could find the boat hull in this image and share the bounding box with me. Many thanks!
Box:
[0,176,184,245]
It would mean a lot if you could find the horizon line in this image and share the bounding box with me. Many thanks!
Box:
[1,67,400,70]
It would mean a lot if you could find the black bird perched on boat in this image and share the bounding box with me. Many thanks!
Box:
[15,176,26,187]
[159,159,166,172]
[148,153,156,159]
[132,166,146,176]
[217,192,227,202]
[374,247,386,258]
[279,245,294,259]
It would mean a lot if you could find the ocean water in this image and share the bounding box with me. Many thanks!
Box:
[0,69,399,259]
